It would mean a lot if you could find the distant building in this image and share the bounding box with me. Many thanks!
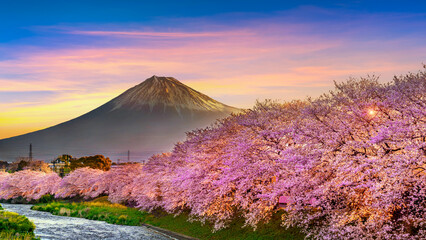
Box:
[49,158,67,176]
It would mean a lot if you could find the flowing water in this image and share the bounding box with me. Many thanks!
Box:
[2,203,172,240]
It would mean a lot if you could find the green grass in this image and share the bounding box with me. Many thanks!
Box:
[31,197,148,226]
[32,197,305,240]
[0,205,39,240]
[0,231,37,240]
[144,209,305,240]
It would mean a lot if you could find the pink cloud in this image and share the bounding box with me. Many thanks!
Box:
[1,27,423,97]
[68,30,253,38]
[0,22,424,139]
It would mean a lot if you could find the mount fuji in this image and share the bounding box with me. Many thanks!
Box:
[0,76,240,162]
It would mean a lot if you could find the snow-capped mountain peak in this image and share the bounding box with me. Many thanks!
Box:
[111,76,237,113]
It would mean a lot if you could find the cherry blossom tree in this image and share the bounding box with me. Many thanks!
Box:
[89,163,143,203]
[0,67,423,239]
[0,170,61,200]
[54,167,104,199]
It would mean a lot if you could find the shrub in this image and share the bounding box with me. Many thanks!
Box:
[0,211,37,239]
[38,194,54,203]
[70,155,112,171]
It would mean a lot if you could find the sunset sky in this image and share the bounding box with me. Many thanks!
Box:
[1,0,426,139]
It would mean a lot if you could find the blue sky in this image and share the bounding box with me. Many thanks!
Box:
[2,0,426,42]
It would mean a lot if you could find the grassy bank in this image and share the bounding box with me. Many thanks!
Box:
[0,204,39,240]
[32,197,304,240]
[32,197,147,226]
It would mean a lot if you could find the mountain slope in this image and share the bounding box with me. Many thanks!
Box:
[0,76,240,162]
[112,76,232,112]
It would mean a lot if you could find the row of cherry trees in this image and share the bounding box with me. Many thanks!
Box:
[0,69,424,239]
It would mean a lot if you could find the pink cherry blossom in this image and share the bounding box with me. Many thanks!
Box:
[0,67,424,239]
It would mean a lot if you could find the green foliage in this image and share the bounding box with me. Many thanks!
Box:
[38,194,54,204]
[0,196,27,204]
[32,199,146,226]
[69,155,112,171]
[52,154,74,177]
[54,154,74,166]
[0,231,38,240]
[0,211,38,240]
[32,198,304,240]
[143,209,305,240]
[0,195,55,204]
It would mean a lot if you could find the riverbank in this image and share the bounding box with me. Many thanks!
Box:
[2,203,169,240]
[0,204,38,240]
[32,197,305,240]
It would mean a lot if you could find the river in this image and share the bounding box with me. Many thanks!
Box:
[2,203,172,240]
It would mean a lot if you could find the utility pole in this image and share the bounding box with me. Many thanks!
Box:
[127,150,130,162]
[29,143,33,161]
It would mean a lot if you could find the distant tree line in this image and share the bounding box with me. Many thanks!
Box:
[69,155,112,171]
[2,154,111,175]
[52,154,112,176]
